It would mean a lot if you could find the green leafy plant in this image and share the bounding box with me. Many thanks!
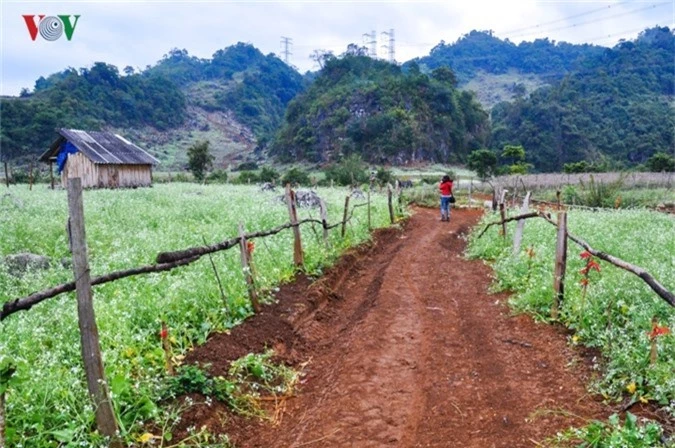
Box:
[550,413,665,447]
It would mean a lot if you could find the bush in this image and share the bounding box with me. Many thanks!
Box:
[235,171,259,184]
[645,152,675,172]
[258,166,280,183]
[375,167,393,186]
[235,161,259,171]
[323,154,368,186]
[206,169,228,183]
[281,167,310,186]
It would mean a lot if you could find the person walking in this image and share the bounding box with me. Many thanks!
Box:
[439,175,454,221]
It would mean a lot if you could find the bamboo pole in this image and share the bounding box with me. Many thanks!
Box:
[551,211,568,319]
[239,223,260,312]
[285,185,304,267]
[66,178,120,441]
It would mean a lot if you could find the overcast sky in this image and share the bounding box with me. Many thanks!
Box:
[0,0,672,96]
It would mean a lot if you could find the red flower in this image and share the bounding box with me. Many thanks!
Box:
[580,267,590,275]
[588,260,601,272]
[160,327,168,340]
[580,251,592,259]
[247,241,255,254]
[580,278,589,286]
[648,324,671,340]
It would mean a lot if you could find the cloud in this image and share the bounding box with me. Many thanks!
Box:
[1,0,672,95]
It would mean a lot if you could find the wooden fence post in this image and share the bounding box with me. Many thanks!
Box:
[29,161,34,191]
[66,178,120,441]
[3,162,8,188]
[49,161,55,190]
[387,184,394,224]
[499,202,507,239]
[552,211,568,319]
[468,177,473,204]
[319,199,330,248]
[513,191,531,255]
[367,189,371,230]
[285,185,304,267]
[341,195,350,238]
[238,223,260,312]
[556,190,562,210]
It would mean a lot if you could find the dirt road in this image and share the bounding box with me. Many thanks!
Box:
[185,207,607,447]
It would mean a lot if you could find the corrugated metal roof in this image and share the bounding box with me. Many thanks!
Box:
[40,129,159,165]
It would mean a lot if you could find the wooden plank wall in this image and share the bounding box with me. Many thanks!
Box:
[62,152,98,188]
[98,165,152,188]
[62,153,152,188]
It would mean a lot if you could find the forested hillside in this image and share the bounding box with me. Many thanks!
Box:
[147,43,304,136]
[411,29,604,84]
[1,43,304,165]
[0,64,186,161]
[270,49,489,164]
[491,27,674,171]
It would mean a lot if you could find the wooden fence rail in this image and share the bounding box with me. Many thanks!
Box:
[477,211,675,309]
[2,194,373,321]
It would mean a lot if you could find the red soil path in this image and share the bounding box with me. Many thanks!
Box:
[183,207,611,447]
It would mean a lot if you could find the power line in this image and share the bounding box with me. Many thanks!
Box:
[381,28,395,63]
[280,36,293,64]
[498,2,629,36]
[504,3,669,40]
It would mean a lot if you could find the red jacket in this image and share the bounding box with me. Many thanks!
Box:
[439,180,453,196]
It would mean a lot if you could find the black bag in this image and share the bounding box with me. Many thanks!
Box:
[449,195,456,204]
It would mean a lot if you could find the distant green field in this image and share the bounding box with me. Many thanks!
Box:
[0,184,392,447]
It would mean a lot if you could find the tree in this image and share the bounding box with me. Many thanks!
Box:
[501,144,525,162]
[187,140,214,181]
[281,167,310,186]
[467,149,498,180]
[645,152,675,172]
[431,66,457,87]
[259,166,280,183]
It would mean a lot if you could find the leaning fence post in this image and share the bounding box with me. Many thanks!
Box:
[319,198,330,248]
[387,184,394,224]
[285,184,304,267]
[238,223,260,312]
[513,191,531,255]
[3,162,8,188]
[341,195,350,238]
[49,160,55,190]
[66,177,120,442]
[552,211,568,319]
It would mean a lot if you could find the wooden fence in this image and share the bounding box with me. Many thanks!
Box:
[477,193,675,312]
[0,178,396,443]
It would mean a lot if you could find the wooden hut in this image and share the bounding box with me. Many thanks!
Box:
[39,129,159,188]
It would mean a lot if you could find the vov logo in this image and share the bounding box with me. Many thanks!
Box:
[22,15,80,41]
